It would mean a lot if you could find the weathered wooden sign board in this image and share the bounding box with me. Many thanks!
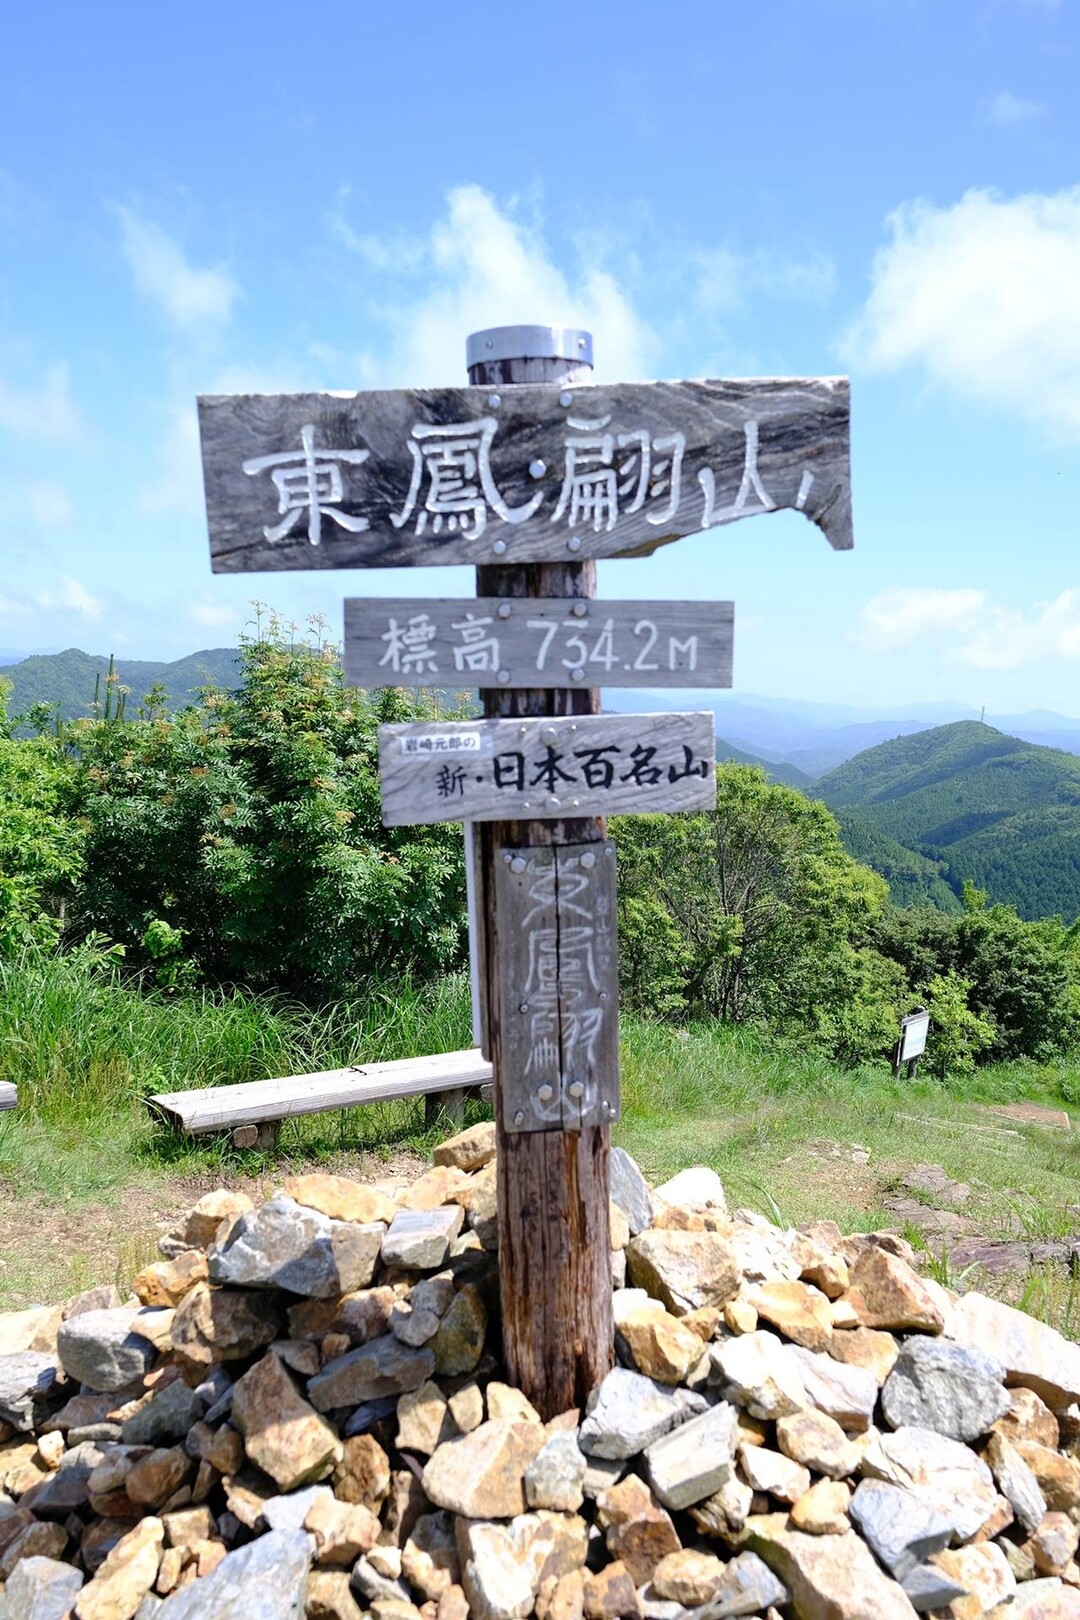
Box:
[494,841,619,1134]
[377,711,717,826]
[199,377,851,573]
[344,597,733,690]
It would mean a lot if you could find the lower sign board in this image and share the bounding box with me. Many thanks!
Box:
[345,598,734,690]
[495,841,619,1133]
[377,712,717,826]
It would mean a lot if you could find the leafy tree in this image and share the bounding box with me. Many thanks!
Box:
[613,764,898,1057]
[0,681,83,951]
[925,971,996,1078]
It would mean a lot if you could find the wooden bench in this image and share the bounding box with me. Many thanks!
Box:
[146,1049,492,1148]
[0,1083,16,1112]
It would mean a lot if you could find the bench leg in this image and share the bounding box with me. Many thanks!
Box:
[232,1122,281,1150]
[426,1088,467,1132]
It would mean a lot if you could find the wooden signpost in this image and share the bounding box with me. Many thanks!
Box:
[197,323,853,1417]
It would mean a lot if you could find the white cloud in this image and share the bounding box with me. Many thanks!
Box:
[857,586,1080,670]
[0,593,30,619]
[189,593,239,629]
[341,184,658,385]
[35,575,104,623]
[844,187,1080,439]
[982,90,1045,126]
[115,206,239,332]
[0,364,83,443]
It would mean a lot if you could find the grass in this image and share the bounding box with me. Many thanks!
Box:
[2,947,1080,1327]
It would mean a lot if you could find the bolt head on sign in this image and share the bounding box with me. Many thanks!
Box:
[198,378,851,572]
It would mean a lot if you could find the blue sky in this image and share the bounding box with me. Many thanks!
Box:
[2,0,1078,713]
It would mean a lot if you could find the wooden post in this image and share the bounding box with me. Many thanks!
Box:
[468,325,614,1417]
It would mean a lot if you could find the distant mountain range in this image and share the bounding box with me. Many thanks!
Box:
[0,648,240,722]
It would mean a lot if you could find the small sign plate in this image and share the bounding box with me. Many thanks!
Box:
[377,712,717,826]
[494,841,619,1133]
[899,1010,930,1063]
[344,597,734,690]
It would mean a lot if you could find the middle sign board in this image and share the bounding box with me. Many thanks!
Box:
[345,597,734,690]
[378,712,717,826]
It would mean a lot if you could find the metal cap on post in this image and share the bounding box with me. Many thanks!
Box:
[467,325,593,388]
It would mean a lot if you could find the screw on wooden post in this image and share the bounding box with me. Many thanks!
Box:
[467,324,615,1418]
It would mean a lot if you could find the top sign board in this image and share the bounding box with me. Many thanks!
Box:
[199,377,851,573]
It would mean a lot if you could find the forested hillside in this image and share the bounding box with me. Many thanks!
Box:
[819,721,1080,920]
[5,647,240,722]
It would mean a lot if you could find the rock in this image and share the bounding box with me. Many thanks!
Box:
[161,1507,216,1551]
[436,1586,470,1620]
[421,1420,548,1519]
[1004,1579,1080,1619]
[652,1168,727,1215]
[746,1282,834,1353]
[710,1331,807,1420]
[152,1528,310,1619]
[582,1560,641,1619]
[898,1165,972,1209]
[280,1174,396,1226]
[931,1543,1015,1620]
[433,1124,497,1172]
[789,1345,878,1433]
[726,1226,802,1286]
[308,1336,434,1411]
[306,1570,364,1620]
[429,1287,487,1376]
[74,1516,164,1620]
[170,1285,281,1374]
[860,1426,1000,1541]
[208,1196,383,1298]
[486,1384,541,1425]
[0,1553,84,1620]
[447,1384,483,1435]
[0,1522,68,1583]
[688,1474,754,1540]
[260,1484,331,1535]
[397,1382,457,1456]
[899,1562,968,1613]
[0,1354,60,1432]
[949,1291,1080,1411]
[456,1519,540,1620]
[790,1233,850,1301]
[231,1352,342,1491]
[525,1432,587,1512]
[382,1209,464,1273]
[177,1191,254,1252]
[746,1516,918,1620]
[790,1478,851,1534]
[625,1232,739,1316]
[304,1493,381,1566]
[826,1328,900,1385]
[330,1435,391,1513]
[1029,1511,1080,1578]
[595,1476,680,1586]
[580,1369,705,1460]
[390,1278,455,1349]
[56,1311,156,1394]
[994,1387,1060,1449]
[880,1337,1009,1441]
[609,1150,653,1238]
[848,1480,954,1578]
[845,1249,944,1335]
[131,1253,208,1310]
[776,1409,861,1477]
[125,1448,192,1509]
[692,1549,788,1617]
[618,1307,704,1386]
[644,1402,738,1510]
[738,1445,812,1506]
[985,1431,1046,1533]
[401,1511,461,1600]
[120,1382,203,1448]
[1013,1441,1080,1513]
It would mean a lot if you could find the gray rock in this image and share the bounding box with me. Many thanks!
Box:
[610,1147,654,1235]
[261,1483,332,1534]
[898,1164,972,1209]
[155,1529,310,1619]
[645,1401,740,1510]
[790,1344,878,1432]
[859,1426,998,1542]
[381,1207,464,1271]
[640,1598,686,1620]
[0,1353,60,1431]
[579,1367,707,1459]
[849,1479,954,1579]
[307,1333,434,1412]
[56,1308,156,1392]
[881,1337,1009,1441]
[208,1195,383,1298]
[653,1166,727,1214]
[524,1431,586,1511]
[121,1378,204,1445]
[582,1453,629,1498]
[0,1554,84,1620]
[690,1551,788,1618]
[342,1396,399,1436]
[711,1330,807,1420]
[899,1562,968,1613]
[986,1432,1046,1534]
[134,1599,164,1620]
[351,1558,412,1604]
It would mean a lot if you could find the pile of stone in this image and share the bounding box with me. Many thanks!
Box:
[3,1127,1080,1620]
